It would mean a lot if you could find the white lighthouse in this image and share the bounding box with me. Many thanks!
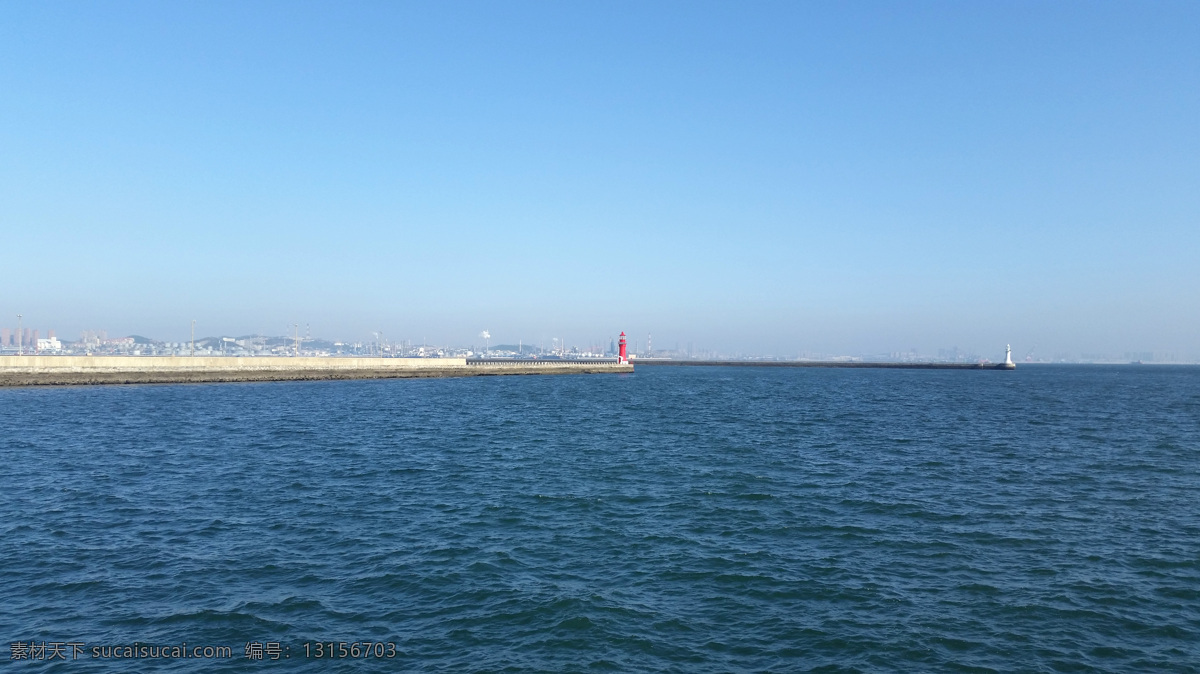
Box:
[1001,344,1016,370]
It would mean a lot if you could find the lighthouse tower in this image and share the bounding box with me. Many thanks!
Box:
[618,332,628,364]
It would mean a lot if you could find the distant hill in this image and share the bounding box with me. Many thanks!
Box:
[115,334,353,351]
[262,336,339,350]
[490,344,539,354]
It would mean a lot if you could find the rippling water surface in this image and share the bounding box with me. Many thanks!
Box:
[2,366,1198,672]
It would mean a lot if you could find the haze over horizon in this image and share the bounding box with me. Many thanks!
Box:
[3,2,1197,359]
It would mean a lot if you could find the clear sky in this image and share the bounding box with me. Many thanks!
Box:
[2,1,1197,359]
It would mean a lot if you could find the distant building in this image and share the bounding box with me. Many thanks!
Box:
[37,337,62,352]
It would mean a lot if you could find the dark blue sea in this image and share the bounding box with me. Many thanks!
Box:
[2,365,1198,672]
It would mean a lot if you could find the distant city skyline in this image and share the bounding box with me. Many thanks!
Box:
[2,2,1197,359]
[0,319,1191,364]
[1,311,1197,363]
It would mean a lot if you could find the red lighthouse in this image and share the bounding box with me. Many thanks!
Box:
[618,332,627,364]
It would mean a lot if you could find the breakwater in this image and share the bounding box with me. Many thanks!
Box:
[0,356,632,387]
[634,359,1014,370]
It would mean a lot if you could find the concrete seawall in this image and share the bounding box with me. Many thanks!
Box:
[0,356,633,387]
[633,359,1014,370]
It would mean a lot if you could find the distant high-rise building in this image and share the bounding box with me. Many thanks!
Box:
[48,329,55,340]
[1,328,9,346]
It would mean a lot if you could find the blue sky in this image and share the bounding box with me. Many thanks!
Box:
[2,1,1197,358]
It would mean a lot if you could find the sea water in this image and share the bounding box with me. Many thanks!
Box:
[2,366,1197,671]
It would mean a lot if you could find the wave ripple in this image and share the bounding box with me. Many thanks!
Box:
[2,366,1198,672]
